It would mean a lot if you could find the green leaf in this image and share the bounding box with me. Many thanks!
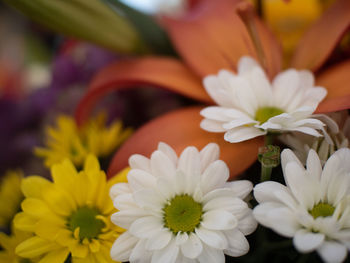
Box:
[2,0,148,54]
[103,0,176,55]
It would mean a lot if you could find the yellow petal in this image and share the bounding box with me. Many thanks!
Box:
[38,248,70,263]
[16,236,60,258]
[72,172,89,207]
[51,161,77,195]
[84,155,101,178]
[69,241,89,258]
[56,229,77,248]
[13,212,37,232]
[35,217,65,241]
[89,239,100,253]
[43,186,76,217]
[21,198,51,218]
[96,241,117,263]
[21,176,51,199]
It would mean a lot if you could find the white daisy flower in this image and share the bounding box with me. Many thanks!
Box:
[200,56,327,143]
[253,148,350,263]
[110,142,257,263]
[281,112,350,165]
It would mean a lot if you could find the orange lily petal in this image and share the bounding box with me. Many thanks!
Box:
[163,0,282,78]
[291,0,350,71]
[75,57,212,125]
[316,59,350,113]
[108,106,263,180]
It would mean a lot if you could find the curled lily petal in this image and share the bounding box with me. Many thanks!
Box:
[291,0,350,71]
[316,60,350,113]
[75,57,212,125]
[108,107,263,179]
[163,0,282,78]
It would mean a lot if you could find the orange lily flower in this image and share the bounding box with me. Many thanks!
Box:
[75,0,350,179]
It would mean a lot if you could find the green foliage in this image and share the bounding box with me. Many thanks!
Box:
[104,0,176,55]
[2,0,147,54]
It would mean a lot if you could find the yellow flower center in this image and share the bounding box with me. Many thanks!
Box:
[309,203,335,219]
[68,207,105,240]
[255,107,284,124]
[163,195,203,234]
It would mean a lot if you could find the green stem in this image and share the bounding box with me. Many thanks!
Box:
[265,133,275,146]
[260,166,272,182]
[260,134,274,181]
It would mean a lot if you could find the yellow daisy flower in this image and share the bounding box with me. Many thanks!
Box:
[0,224,33,263]
[14,155,126,263]
[0,171,24,228]
[35,113,132,168]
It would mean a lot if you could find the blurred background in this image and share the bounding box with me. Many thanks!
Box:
[0,0,192,176]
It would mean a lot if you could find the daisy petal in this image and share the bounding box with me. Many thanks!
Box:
[129,154,151,172]
[306,149,322,181]
[253,204,299,237]
[181,233,203,259]
[146,229,173,251]
[158,142,178,166]
[254,181,290,203]
[133,189,164,211]
[317,241,347,263]
[199,143,220,172]
[203,197,247,216]
[151,151,176,178]
[281,149,304,176]
[224,180,253,199]
[129,239,152,262]
[201,160,229,194]
[224,126,266,143]
[175,232,188,246]
[127,169,157,191]
[111,209,149,229]
[178,146,201,177]
[195,227,228,249]
[110,183,130,200]
[202,210,237,230]
[200,119,226,132]
[113,193,136,211]
[110,232,138,262]
[151,239,179,263]
[293,229,325,253]
[224,229,249,257]
[238,56,260,74]
[129,216,163,239]
[198,244,225,263]
[237,211,257,235]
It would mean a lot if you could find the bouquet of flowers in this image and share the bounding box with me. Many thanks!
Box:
[0,0,350,262]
